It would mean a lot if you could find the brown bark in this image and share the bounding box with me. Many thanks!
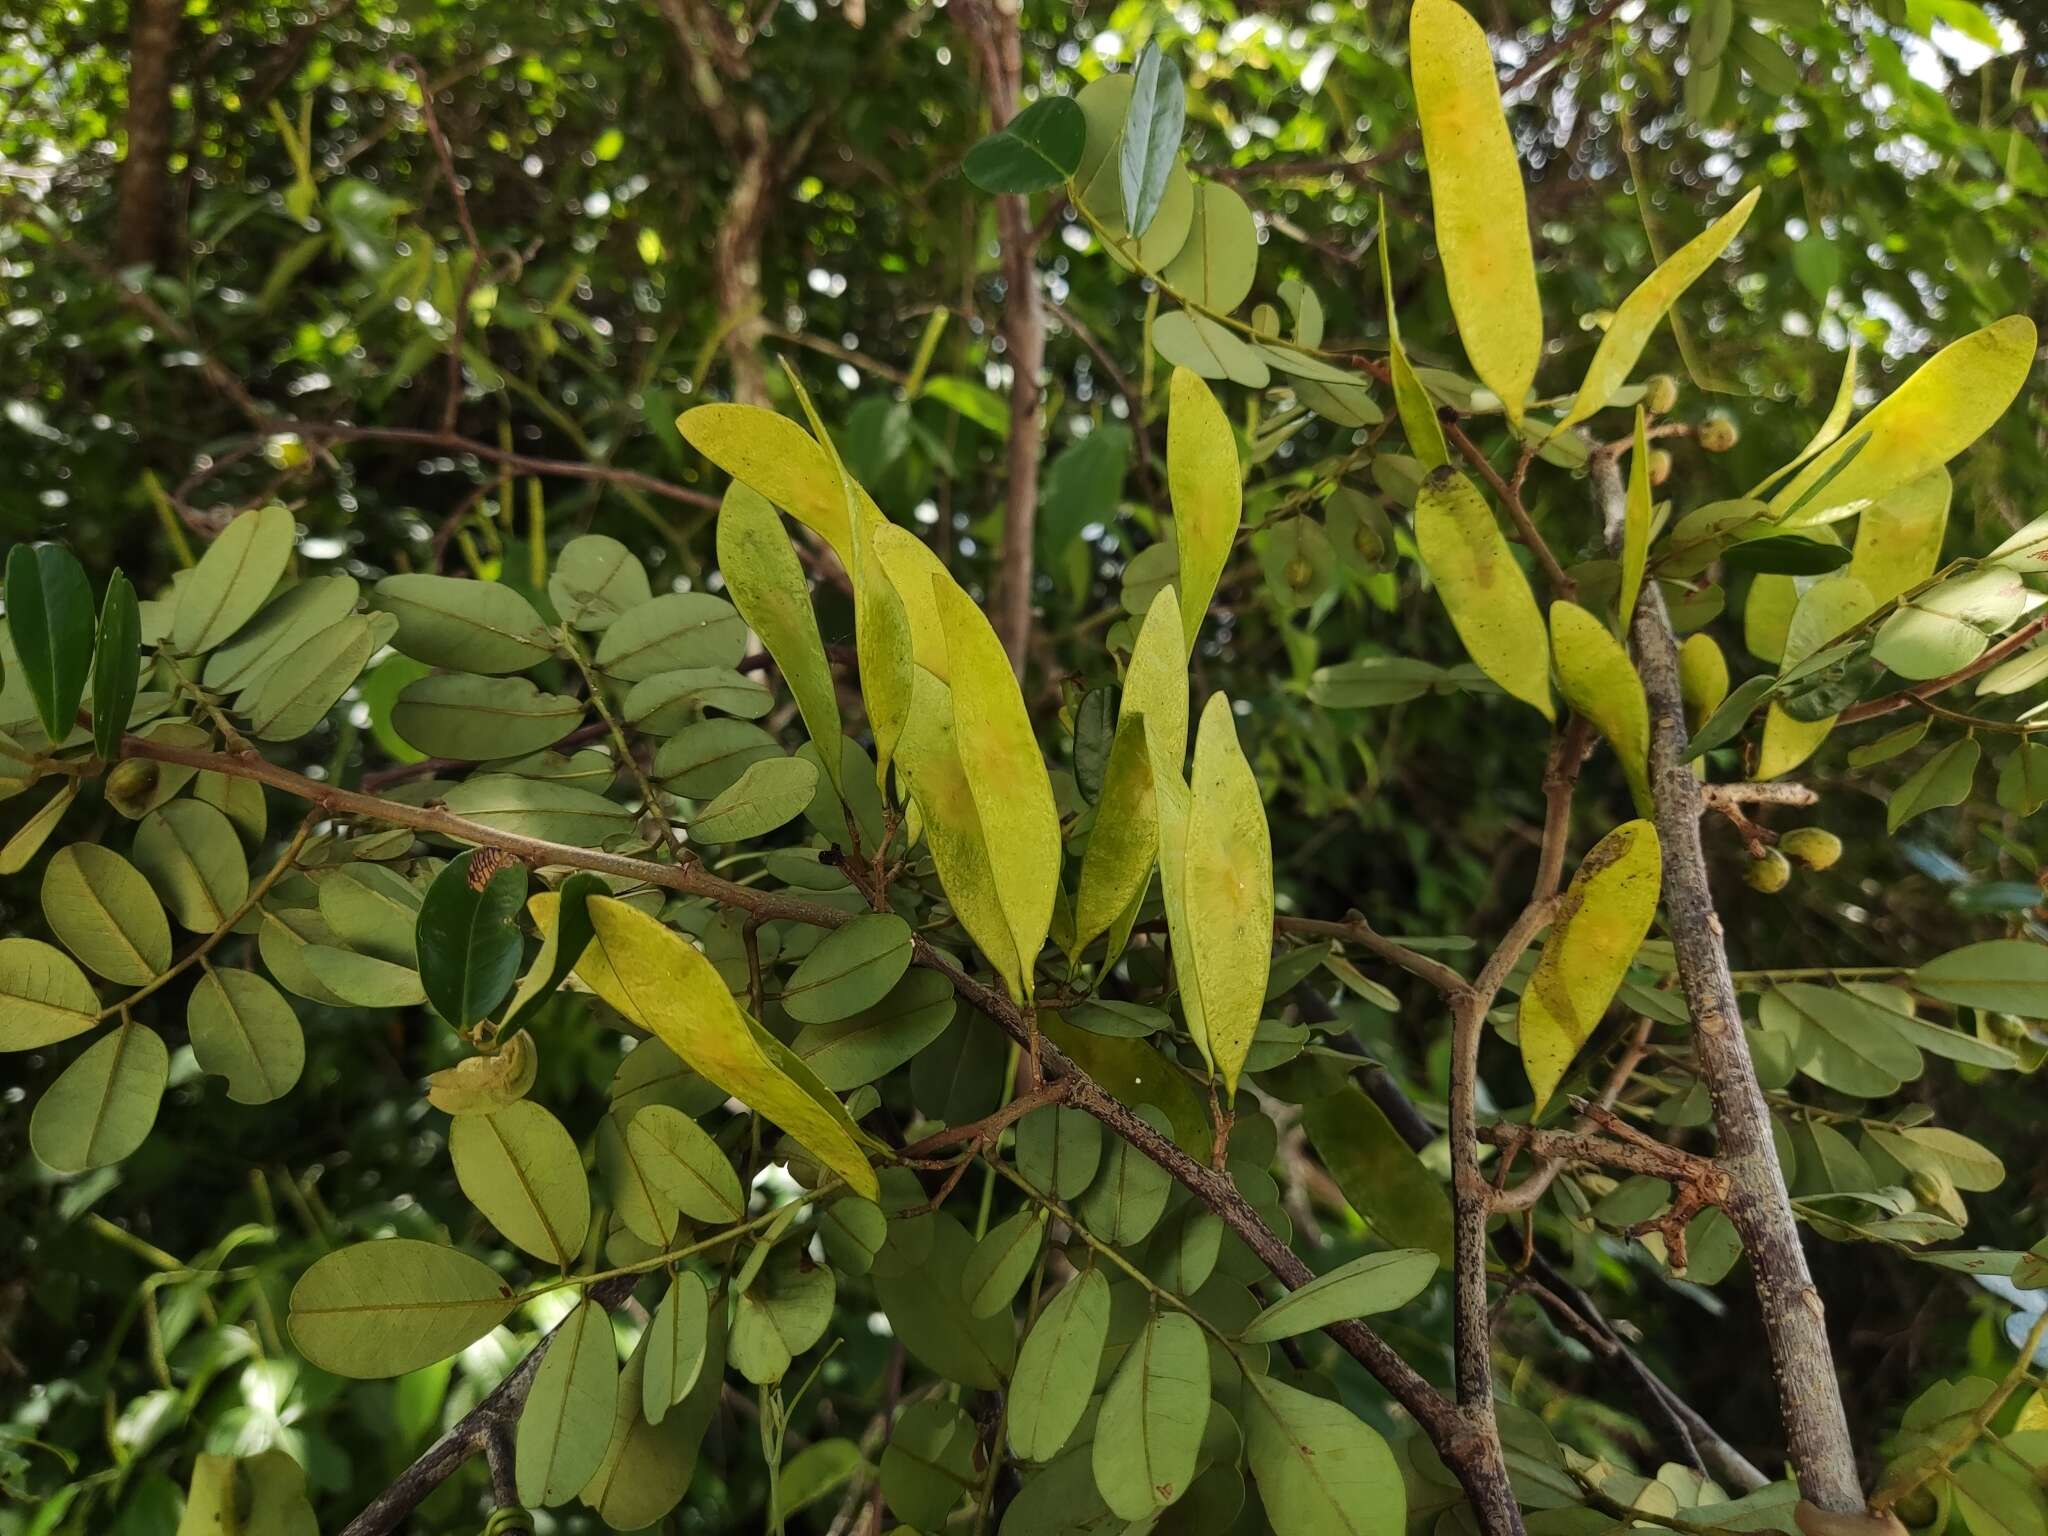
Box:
[1594,450,1862,1511]
[116,0,180,269]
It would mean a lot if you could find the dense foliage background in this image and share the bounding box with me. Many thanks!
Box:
[3,0,2047,1532]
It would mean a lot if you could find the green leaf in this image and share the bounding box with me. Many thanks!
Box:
[42,844,170,984]
[1770,316,2036,524]
[416,850,528,1029]
[318,863,420,963]
[1619,411,1653,625]
[1182,692,1272,1096]
[1872,569,2032,681]
[303,945,425,1007]
[873,1211,1017,1389]
[731,1244,836,1384]
[1073,716,1158,960]
[627,1104,745,1223]
[581,1310,723,1527]
[1550,602,1651,812]
[691,753,819,843]
[653,718,782,798]
[516,1299,619,1508]
[1092,1309,1208,1520]
[202,574,362,695]
[594,592,747,681]
[1410,0,1542,423]
[964,94,1086,195]
[548,534,651,631]
[391,673,582,760]
[240,612,391,741]
[1302,1087,1453,1265]
[449,1100,591,1268]
[171,505,295,656]
[1158,180,1258,314]
[777,1438,864,1523]
[560,894,878,1198]
[717,484,843,789]
[1015,1103,1101,1202]
[132,800,249,933]
[0,937,99,1052]
[1379,203,1448,470]
[91,571,140,761]
[791,968,957,1091]
[30,1021,168,1172]
[1009,1268,1111,1462]
[503,873,602,1033]
[962,1208,1046,1318]
[623,666,774,728]
[643,1270,710,1423]
[1519,819,1661,1114]
[1561,189,1760,428]
[0,779,76,875]
[1240,1250,1440,1343]
[881,1399,979,1530]
[188,967,303,1104]
[1916,941,2048,1019]
[6,543,94,741]
[1888,737,1980,832]
[1762,984,1920,1097]
[289,1238,517,1377]
[1153,308,1271,387]
[372,573,555,674]
[1414,466,1553,719]
[781,913,912,1025]
[1118,44,1185,234]
[1243,1373,1405,1536]
[442,775,635,844]
[1167,368,1243,653]
[1076,1103,1174,1246]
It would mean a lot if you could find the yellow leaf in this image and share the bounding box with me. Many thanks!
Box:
[1410,0,1542,423]
[717,486,842,792]
[872,523,953,679]
[1073,717,1158,960]
[1550,601,1650,813]
[1182,693,1273,1097]
[537,893,879,1199]
[1768,316,2035,525]
[1122,588,1192,776]
[1519,820,1662,1115]
[1414,467,1553,719]
[933,580,1062,1002]
[677,404,862,566]
[1560,189,1760,429]
[1167,369,1242,653]
[1380,200,1447,470]
[1619,410,1652,628]
[895,668,1022,993]
[1677,633,1729,731]
[1849,467,1950,606]
[1757,706,1834,781]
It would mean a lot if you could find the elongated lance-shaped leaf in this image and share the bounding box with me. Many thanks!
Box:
[1561,187,1760,428]
[1072,715,1157,959]
[1410,0,1542,423]
[1618,409,1652,629]
[1118,43,1185,237]
[91,570,140,761]
[1550,601,1650,814]
[1747,335,1860,500]
[416,850,529,1030]
[1380,198,1447,469]
[1413,466,1553,719]
[1167,368,1242,654]
[7,543,94,742]
[1182,692,1273,1096]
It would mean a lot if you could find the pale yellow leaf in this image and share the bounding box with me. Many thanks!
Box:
[1167,369,1242,653]
[1182,693,1273,1097]
[1073,717,1157,960]
[1619,410,1652,628]
[1551,601,1650,813]
[1414,467,1553,719]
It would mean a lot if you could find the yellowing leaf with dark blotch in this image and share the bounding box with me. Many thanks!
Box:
[1410,0,1542,424]
[1519,819,1661,1114]
[1182,693,1273,1097]
[677,404,860,565]
[1550,602,1650,813]
[933,577,1061,1002]
[1167,368,1242,653]
[1849,467,1951,606]
[1561,188,1760,429]
[1619,411,1652,627]
[563,894,879,1199]
[1073,716,1157,961]
[1768,316,2035,525]
[1414,467,1553,720]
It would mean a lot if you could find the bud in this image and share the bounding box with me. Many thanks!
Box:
[1648,448,1673,487]
[1644,373,1680,414]
[106,758,160,817]
[1744,848,1791,893]
[1779,827,1842,871]
[1699,414,1739,452]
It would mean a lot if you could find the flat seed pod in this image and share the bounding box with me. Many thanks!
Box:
[548,534,651,631]
[1243,1373,1405,1536]
[1518,819,1662,1114]
[172,504,295,656]
[188,967,304,1104]
[690,754,818,843]
[1092,1310,1209,1520]
[594,592,747,681]
[642,1270,710,1423]
[626,1104,746,1223]
[287,1238,517,1379]
[0,937,99,1052]
[133,799,249,932]
[449,1100,591,1268]
[42,844,171,984]
[1561,189,1760,428]
[780,913,912,1025]
[372,574,554,674]
[1167,369,1242,654]
[1410,0,1542,423]
[515,1298,618,1508]
[1550,602,1651,813]
[391,673,582,760]
[30,1021,168,1172]
[1009,1268,1111,1462]
[716,485,843,788]
[1182,693,1272,1095]
[1414,467,1553,720]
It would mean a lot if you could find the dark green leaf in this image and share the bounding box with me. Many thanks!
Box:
[91,571,140,761]
[7,543,94,742]
[963,95,1086,195]
[416,850,530,1029]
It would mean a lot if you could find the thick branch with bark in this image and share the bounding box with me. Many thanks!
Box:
[1593,449,1862,1513]
[116,0,180,268]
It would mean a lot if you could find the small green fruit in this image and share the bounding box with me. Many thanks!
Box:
[1699,414,1739,452]
[1744,848,1792,893]
[1645,374,1680,414]
[105,758,160,816]
[1894,1488,1942,1531]
[1780,827,1843,871]
[1648,448,1673,487]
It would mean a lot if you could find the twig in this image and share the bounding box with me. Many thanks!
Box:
[402,56,487,435]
